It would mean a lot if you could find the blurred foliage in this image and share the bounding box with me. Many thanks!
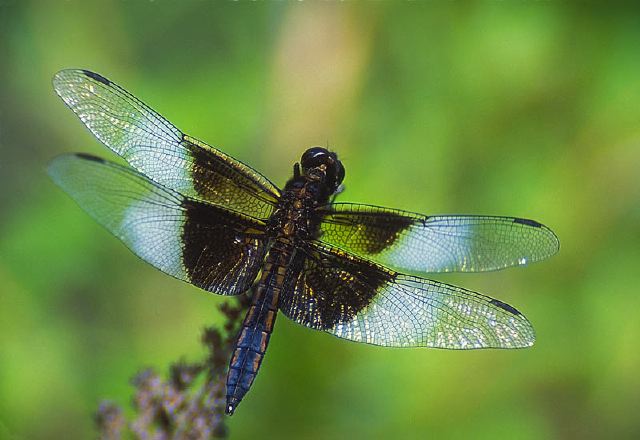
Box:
[1,2,639,439]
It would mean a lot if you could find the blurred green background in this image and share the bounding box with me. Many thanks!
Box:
[1,2,639,439]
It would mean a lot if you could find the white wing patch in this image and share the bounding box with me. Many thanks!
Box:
[377,221,475,273]
[121,198,187,280]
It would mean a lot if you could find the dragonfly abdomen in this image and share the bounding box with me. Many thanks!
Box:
[225,241,295,415]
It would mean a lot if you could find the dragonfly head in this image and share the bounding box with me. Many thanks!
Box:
[300,146,345,195]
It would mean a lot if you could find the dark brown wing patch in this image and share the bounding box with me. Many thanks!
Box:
[183,136,280,219]
[280,244,392,329]
[181,199,267,295]
[319,207,414,254]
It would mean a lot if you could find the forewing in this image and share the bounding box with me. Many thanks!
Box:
[52,69,279,219]
[48,153,268,295]
[279,243,535,349]
[317,203,559,274]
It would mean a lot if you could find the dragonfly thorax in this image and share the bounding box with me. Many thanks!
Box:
[269,176,327,241]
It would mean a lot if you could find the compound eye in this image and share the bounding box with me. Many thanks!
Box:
[334,161,345,185]
[301,147,330,169]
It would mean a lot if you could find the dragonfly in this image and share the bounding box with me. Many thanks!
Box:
[48,69,559,415]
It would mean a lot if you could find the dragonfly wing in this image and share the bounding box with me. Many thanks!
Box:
[48,153,268,295]
[317,203,559,274]
[53,69,280,219]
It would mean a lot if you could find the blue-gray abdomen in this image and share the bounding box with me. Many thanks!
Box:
[225,241,294,415]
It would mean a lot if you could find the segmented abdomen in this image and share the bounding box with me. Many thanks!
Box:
[225,240,294,415]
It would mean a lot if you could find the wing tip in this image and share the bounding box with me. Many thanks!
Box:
[512,333,536,349]
[548,227,561,255]
[513,217,543,228]
[512,315,536,349]
[47,153,106,183]
[52,68,79,86]
[512,316,536,348]
[73,152,105,163]
[80,69,111,85]
[47,154,72,187]
[489,298,522,316]
[510,219,560,266]
[487,298,537,349]
[512,216,560,250]
[52,69,111,91]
